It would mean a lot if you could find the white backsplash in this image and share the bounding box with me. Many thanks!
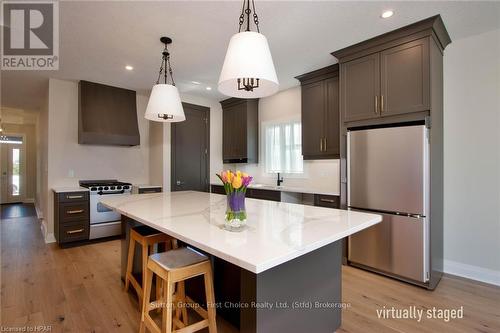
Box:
[222,159,340,195]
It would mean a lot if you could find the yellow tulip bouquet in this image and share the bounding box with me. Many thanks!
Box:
[216,170,253,227]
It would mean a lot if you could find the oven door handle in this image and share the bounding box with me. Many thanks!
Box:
[98,190,125,195]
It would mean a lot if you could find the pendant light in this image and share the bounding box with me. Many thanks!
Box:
[144,37,185,122]
[218,0,279,98]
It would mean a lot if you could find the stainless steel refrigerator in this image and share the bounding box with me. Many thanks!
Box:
[347,124,430,283]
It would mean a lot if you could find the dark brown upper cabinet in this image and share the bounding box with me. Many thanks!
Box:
[220,98,258,163]
[340,53,380,122]
[332,15,450,124]
[296,65,340,160]
[380,38,430,117]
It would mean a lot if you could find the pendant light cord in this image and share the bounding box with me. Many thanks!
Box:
[155,43,176,86]
[238,0,260,33]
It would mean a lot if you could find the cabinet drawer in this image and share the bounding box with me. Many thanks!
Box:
[58,191,89,202]
[59,202,89,223]
[314,194,340,208]
[247,189,281,202]
[59,221,89,243]
[138,187,162,194]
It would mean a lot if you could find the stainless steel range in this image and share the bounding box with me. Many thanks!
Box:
[79,180,132,239]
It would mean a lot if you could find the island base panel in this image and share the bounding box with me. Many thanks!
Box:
[240,240,342,333]
[121,215,342,333]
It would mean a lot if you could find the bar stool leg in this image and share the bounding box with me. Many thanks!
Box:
[204,266,217,333]
[140,243,148,306]
[162,278,174,333]
[177,281,188,326]
[125,234,135,292]
[140,265,153,333]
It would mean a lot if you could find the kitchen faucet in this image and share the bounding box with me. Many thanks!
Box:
[276,173,284,186]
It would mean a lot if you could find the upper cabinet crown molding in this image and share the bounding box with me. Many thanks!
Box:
[295,64,339,84]
[331,15,451,63]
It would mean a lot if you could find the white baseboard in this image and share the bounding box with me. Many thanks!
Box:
[45,233,56,244]
[23,198,35,203]
[35,204,43,219]
[40,219,56,243]
[444,259,500,286]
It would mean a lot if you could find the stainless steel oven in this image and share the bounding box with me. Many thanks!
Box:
[79,180,132,239]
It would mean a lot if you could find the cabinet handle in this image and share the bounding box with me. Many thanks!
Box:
[324,138,327,152]
[374,96,378,114]
[381,95,385,113]
[67,229,84,234]
[320,138,323,152]
[67,195,83,199]
[67,209,84,214]
[320,198,336,203]
[142,190,157,194]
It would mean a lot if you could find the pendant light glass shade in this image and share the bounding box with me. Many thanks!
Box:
[144,84,185,122]
[218,31,278,98]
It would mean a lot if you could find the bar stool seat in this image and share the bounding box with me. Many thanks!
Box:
[125,225,176,308]
[150,247,208,270]
[140,247,217,333]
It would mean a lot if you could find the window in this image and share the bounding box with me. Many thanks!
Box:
[265,121,303,174]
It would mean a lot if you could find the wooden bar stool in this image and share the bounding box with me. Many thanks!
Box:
[140,247,217,333]
[125,225,176,308]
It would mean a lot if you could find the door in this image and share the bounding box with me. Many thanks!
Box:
[348,125,427,215]
[324,76,340,156]
[341,53,380,122]
[0,135,24,204]
[172,103,210,192]
[222,102,246,160]
[348,211,427,282]
[301,80,325,158]
[380,38,430,117]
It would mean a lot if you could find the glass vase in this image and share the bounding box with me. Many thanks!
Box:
[225,191,247,231]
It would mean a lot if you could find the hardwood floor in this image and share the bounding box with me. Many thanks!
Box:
[1,215,499,332]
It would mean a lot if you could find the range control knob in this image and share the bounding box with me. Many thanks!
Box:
[104,186,109,190]
[98,187,103,191]
[110,186,115,190]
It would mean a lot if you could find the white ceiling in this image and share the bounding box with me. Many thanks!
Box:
[2,1,500,111]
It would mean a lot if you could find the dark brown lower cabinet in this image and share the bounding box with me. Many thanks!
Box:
[314,194,340,209]
[211,185,281,202]
[54,191,90,244]
[210,184,226,195]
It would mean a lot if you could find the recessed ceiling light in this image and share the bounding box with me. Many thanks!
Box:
[206,87,212,91]
[381,10,394,19]
[125,65,134,71]
[191,81,201,85]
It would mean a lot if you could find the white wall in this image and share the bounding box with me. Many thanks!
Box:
[44,78,150,240]
[148,93,223,192]
[443,28,500,284]
[37,85,49,234]
[225,86,340,195]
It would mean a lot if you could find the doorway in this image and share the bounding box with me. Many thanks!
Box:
[0,134,25,204]
[171,103,210,192]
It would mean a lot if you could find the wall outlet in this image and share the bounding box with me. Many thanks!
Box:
[68,169,75,178]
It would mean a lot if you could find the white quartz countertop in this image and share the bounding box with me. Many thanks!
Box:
[100,191,381,274]
[52,187,89,193]
[210,182,339,196]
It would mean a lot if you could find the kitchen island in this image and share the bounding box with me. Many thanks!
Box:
[100,191,381,333]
